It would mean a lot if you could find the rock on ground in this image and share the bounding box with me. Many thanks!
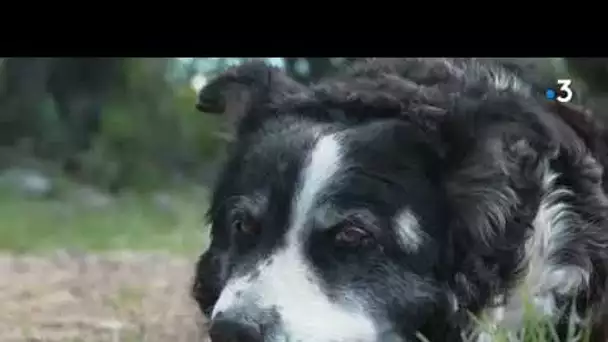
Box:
[0,168,54,198]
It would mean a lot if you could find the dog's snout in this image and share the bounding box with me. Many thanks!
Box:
[208,314,263,342]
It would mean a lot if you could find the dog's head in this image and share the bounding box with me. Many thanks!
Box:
[192,58,598,342]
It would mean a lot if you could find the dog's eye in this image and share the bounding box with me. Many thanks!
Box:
[231,213,260,236]
[335,225,375,248]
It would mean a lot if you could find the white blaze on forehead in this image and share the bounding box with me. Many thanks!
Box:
[394,209,425,252]
[289,132,343,237]
[212,132,379,341]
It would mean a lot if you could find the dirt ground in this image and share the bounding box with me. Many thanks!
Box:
[0,251,210,342]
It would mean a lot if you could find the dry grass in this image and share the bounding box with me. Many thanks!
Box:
[0,251,209,342]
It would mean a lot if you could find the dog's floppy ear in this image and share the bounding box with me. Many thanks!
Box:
[440,96,557,248]
[436,97,562,309]
[195,60,308,136]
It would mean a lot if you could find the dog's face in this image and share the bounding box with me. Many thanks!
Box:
[204,116,451,341]
[192,59,602,342]
[191,61,465,342]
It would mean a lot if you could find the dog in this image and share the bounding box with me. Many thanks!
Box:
[192,58,608,342]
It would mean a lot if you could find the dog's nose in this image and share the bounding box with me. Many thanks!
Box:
[208,315,263,342]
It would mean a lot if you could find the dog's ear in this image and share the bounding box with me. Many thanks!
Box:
[195,60,308,136]
[439,96,560,251]
[436,97,562,309]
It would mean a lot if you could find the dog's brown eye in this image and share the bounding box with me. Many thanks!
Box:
[335,225,374,248]
[231,215,260,236]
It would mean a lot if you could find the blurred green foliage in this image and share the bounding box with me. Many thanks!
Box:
[0,184,209,254]
[0,58,229,192]
[78,59,226,190]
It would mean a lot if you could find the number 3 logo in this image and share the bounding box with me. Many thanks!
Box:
[556,79,573,103]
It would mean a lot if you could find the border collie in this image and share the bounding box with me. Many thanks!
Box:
[192,58,608,342]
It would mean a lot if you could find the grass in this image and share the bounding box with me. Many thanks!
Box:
[467,308,590,342]
[0,179,210,341]
[414,291,593,342]
[0,183,210,255]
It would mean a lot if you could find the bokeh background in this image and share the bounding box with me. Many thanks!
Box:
[1,57,607,341]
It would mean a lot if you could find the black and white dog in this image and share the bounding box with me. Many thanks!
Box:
[192,58,608,342]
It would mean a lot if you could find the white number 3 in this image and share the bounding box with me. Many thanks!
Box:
[556,79,573,103]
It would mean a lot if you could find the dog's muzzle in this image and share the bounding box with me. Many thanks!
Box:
[209,312,263,342]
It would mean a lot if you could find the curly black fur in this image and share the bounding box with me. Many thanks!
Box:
[193,58,608,342]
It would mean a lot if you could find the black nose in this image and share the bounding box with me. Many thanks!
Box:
[208,315,263,342]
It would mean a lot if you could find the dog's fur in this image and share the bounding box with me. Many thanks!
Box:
[192,58,608,342]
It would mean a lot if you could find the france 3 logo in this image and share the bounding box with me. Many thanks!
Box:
[545,79,574,103]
